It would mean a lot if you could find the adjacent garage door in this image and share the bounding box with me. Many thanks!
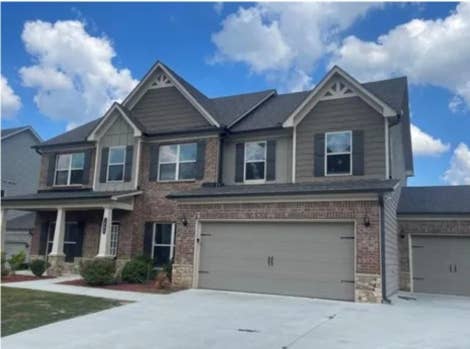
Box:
[197,222,355,301]
[412,236,470,296]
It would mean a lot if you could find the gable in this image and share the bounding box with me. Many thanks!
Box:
[101,112,134,146]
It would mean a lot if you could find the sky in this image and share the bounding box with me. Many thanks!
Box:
[1,2,470,186]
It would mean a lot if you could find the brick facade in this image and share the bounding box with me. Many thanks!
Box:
[398,218,470,291]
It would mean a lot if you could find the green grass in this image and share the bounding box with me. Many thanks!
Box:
[1,287,123,337]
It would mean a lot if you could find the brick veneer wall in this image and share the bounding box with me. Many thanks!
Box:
[398,218,470,291]
[172,200,383,303]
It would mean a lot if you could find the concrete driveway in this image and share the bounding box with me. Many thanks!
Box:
[3,286,470,349]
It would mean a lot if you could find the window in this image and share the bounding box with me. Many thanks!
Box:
[244,141,266,182]
[158,143,197,181]
[55,153,85,185]
[107,146,126,182]
[110,223,120,257]
[325,131,352,175]
[151,223,175,267]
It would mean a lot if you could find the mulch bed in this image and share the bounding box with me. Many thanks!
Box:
[1,274,55,283]
[58,278,179,294]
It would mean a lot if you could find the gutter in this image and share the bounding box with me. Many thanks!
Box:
[378,193,391,304]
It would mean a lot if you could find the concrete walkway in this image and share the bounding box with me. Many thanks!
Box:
[3,278,470,349]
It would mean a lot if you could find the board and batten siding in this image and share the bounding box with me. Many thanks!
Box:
[222,130,292,185]
[295,96,386,182]
[94,113,138,191]
[131,87,212,134]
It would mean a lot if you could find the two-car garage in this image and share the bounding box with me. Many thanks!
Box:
[196,221,355,301]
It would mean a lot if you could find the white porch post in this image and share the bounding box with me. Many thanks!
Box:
[97,207,113,257]
[49,208,66,256]
[0,208,8,254]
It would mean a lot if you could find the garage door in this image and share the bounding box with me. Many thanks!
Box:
[412,236,470,296]
[198,222,355,301]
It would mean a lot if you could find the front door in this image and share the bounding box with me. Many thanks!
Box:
[47,222,84,262]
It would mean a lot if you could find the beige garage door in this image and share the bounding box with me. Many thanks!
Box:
[412,236,470,296]
[198,222,355,301]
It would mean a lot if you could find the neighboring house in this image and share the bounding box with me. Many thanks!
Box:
[1,126,42,259]
[1,61,468,303]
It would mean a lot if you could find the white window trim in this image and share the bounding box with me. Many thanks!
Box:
[107,146,126,183]
[151,223,176,265]
[325,130,353,177]
[110,221,120,257]
[54,153,85,187]
[157,143,197,182]
[244,141,267,184]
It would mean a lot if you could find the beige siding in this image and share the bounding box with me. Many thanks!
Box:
[295,96,386,182]
[131,87,211,134]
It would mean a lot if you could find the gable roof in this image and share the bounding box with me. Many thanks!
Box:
[1,126,42,142]
[398,186,470,215]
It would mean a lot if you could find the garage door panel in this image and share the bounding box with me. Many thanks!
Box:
[198,222,355,301]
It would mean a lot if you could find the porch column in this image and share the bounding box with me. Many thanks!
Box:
[97,207,113,258]
[0,208,8,254]
[49,208,66,257]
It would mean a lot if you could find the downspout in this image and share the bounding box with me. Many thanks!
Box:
[379,193,391,304]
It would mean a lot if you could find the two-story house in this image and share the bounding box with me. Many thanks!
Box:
[2,61,469,303]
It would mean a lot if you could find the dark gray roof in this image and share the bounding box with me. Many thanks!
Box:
[398,186,470,215]
[2,125,42,142]
[39,118,102,147]
[362,77,407,112]
[168,179,398,199]
[2,190,140,202]
[1,126,28,138]
[6,213,36,230]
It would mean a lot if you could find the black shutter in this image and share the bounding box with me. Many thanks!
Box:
[99,147,109,183]
[38,222,49,255]
[195,141,206,180]
[82,149,92,184]
[266,140,276,181]
[143,222,154,258]
[235,143,245,183]
[124,145,133,182]
[352,130,365,176]
[75,222,85,258]
[149,144,159,181]
[47,153,56,186]
[314,134,325,177]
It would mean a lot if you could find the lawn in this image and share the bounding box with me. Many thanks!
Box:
[1,287,123,337]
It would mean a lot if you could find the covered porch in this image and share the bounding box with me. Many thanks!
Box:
[1,190,141,275]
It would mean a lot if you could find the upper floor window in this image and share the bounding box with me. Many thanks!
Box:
[245,141,266,182]
[325,131,352,176]
[55,153,84,185]
[158,143,197,181]
[107,146,126,182]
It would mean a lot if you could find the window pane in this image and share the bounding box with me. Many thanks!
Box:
[155,224,172,244]
[109,148,125,164]
[327,154,351,174]
[71,153,85,169]
[55,171,68,185]
[245,162,265,180]
[70,170,84,184]
[179,143,197,162]
[153,246,171,267]
[179,162,196,180]
[246,142,266,161]
[57,154,71,170]
[327,132,351,153]
[108,164,124,181]
[159,164,176,180]
[159,145,177,163]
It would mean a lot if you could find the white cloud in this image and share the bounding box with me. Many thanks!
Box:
[411,123,450,156]
[214,2,224,15]
[443,142,470,185]
[331,3,470,110]
[19,20,137,129]
[1,75,22,119]
[449,95,465,113]
[212,3,380,91]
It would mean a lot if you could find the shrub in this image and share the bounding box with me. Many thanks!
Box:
[1,253,8,277]
[30,259,48,277]
[80,258,115,286]
[7,251,26,275]
[121,256,153,284]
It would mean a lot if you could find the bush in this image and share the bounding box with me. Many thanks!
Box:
[30,259,48,277]
[7,251,26,275]
[80,258,116,286]
[121,256,154,284]
[1,253,8,277]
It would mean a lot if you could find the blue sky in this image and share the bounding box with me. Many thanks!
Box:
[2,2,470,186]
